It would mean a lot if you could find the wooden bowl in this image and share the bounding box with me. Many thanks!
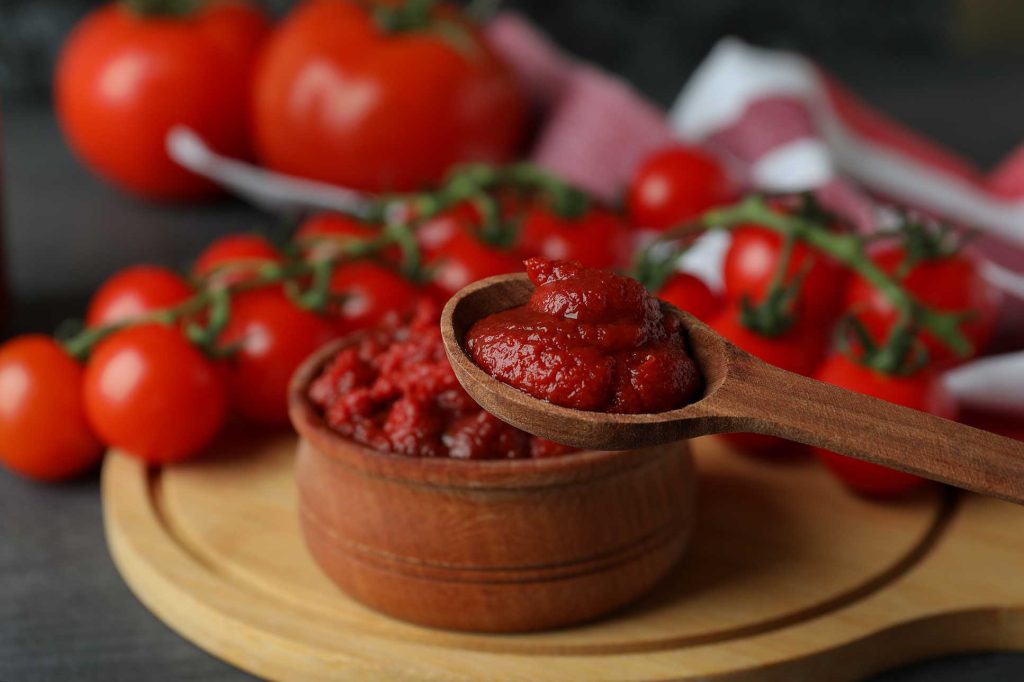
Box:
[288,339,697,633]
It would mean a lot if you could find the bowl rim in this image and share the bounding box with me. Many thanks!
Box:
[288,336,686,489]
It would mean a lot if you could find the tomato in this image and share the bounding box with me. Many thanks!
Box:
[252,0,525,192]
[656,273,723,323]
[812,353,955,497]
[0,336,104,481]
[55,1,270,200]
[296,213,396,262]
[627,146,734,230]
[193,233,283,286]
[844,247,999,366]
[84,325,227,463]
[710,304,830,455]
[519,206,632,269]
[219,289,337,425]
[327,261,421,334]
[86,265,193,328]
[425,228,524,300]
[723,225,849,324]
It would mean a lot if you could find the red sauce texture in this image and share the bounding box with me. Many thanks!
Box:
[466,258,702,413]
[309,303,574,459]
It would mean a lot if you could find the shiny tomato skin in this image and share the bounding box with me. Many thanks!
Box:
[327,261,420,334]
[295,213,397,261]
[845,247,1000,366]
[0,336,104,481]
[86,265,194,328]
[519,207,632,269]
[812,353,955,497]
[84,325,227,463]
[627,146,734,230]
[55,2,271,201]
[710,304,830,455]
[724,225,849,324]
[193,233,283,286]
[656,273,723,323]
[252,0,525,192]
[219,289,337,425]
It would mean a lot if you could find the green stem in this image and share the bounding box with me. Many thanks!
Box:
[700,197,972,364]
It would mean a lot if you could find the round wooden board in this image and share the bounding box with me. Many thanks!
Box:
[103,433,1024,681]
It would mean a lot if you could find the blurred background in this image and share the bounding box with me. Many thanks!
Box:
[3,0,1024,332]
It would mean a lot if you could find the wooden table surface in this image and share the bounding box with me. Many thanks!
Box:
[3,47,1024,679]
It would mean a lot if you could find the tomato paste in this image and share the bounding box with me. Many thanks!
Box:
[466,258,702,413]
[309,303,573,459]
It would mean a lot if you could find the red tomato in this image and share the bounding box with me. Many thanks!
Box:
[55,1,270,200]
[627,146,734,230]
[86,265,193,328]
[723,225,849,324]
[425,229,524,300]
[296,213,396,261]
[519,207,632,269]
[84,325,227,463]
[219,289,337,425]
[812,353,955,497]
[710,304,830,455]
[844,247,999,366]
[0,336,104,481]
[327,261,421,333]
[193,233,283,286]
[656,273,723,323]
[252,0,525,192]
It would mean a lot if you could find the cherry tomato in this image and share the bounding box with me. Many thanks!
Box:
[656,273,723,323]
[193,233,283,286]
[844,247,1000,366]
[218,289,337,425]
[55,1,270,200]
[425,229,524,300]
[0,336,104,481]
[296,213,397,262]
[86,265,193,328]
[812,353,955,497]
[723,225,849,324]
[710,304,830,455]
[327,261,421,334]
[519,206,632,269]
[253,0,525,192]
[627,146,734,230]
[84,325,227,463]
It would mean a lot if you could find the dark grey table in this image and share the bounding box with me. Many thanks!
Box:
[3,55,1024,679]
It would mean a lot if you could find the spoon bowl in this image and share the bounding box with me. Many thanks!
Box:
[442,273,1024,505]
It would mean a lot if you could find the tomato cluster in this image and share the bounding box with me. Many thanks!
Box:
[56,0,526,201]
[625,148,1000,499]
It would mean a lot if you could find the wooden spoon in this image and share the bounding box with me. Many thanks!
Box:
[441,273,1024,505]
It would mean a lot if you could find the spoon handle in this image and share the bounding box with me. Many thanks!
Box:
[712,354,1024,504]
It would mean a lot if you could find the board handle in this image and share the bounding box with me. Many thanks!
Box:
[712,354,1024,504]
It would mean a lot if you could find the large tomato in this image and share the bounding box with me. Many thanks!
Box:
[55,1,271,200]
[844,246,1000,366]
[723,225,849,325]
[0,336,104,481]
[83,325,227,463]
[252,0,525,192]
[812,353,955,498]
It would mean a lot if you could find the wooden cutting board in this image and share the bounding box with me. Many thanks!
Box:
[102,432,1024,681]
